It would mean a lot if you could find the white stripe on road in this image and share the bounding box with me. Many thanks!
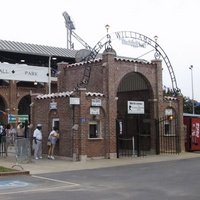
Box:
[32,175,80,186]
[0,184,82,195]
[0,175,80,195]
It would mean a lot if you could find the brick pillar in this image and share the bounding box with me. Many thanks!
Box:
[102,49,117,159]
[9,80,18,115]
[177,95,185,152]
[151,59,163,153]
[78,88,88,161]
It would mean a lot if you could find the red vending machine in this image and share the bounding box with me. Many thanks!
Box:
[184,114,200,151]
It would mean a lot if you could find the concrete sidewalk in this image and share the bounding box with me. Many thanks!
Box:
[1,150,200,175]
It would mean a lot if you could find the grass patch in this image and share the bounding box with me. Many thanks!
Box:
[0,166,17,172]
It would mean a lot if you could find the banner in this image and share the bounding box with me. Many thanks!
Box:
[0,63,48,83]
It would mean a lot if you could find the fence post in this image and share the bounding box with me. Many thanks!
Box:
[132,136,136,157]
[155,119,160,155]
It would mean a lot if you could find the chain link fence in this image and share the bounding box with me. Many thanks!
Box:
[14,137,31,163]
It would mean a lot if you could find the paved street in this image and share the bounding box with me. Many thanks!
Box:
[0,156,200,200]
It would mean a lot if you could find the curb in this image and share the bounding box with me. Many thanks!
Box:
[0,170,30,176]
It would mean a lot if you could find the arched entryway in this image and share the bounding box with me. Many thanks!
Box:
[18,95,31,119]
[0,96,7,124]
[116,72,154,157]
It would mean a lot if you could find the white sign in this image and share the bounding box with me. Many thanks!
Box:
[90,107,100,115]
[120,38,146,48]
[165,108,173,116]
[50,102,57,110]
[0,63,48,82]
[69,97,80,105]
[91,99,102,106]
[128,101,144,114]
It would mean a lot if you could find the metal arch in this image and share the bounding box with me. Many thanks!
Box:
[75,31,181,95]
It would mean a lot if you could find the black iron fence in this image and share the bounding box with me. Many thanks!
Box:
[155,116,180,154]
[117,135,151,158]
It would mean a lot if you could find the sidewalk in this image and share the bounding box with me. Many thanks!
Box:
[1,150,200,175]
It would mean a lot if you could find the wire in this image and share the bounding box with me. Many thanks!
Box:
[136,49,155,59]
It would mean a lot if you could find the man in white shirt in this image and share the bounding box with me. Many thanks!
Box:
[33,124,43,160]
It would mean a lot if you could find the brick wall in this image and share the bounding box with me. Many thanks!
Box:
[31,48,184,159]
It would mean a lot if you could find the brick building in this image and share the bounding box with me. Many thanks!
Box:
[31,48,184,161]
[0,39,76,125]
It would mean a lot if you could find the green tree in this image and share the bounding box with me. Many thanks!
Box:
[163,86,200,114]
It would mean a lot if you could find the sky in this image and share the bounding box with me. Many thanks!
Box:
[0,0,200,100]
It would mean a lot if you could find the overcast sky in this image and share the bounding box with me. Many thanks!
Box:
[0,0,200,100]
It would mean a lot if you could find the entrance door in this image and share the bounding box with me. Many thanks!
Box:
[116,72,153,157]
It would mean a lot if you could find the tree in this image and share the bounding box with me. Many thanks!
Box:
[163,86,200,114]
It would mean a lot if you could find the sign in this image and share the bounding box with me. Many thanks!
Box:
[50,101,57,110]
[8,114,29,123]
[115,31,152,48]
[0,63,48,83]
[69,97,80,105]
[120,38,146,48]
[91,98,101,106]
[165,108,173,116]
[128,101,144,114]
[90,107,100,115]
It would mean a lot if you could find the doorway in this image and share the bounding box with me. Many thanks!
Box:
[116,72,153,157]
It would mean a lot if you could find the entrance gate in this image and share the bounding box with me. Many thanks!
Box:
[116,116,180,158]
[116,115,151,158]
[156,116,180,154]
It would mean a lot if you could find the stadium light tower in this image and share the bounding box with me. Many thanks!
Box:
[63,11,75,49]
[189,65,195,114]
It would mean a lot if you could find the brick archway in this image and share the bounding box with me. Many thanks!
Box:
[0,95,8,124]
[116,72,154,157]
[18,95,31,116]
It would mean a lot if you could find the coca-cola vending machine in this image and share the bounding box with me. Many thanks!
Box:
[184,114,200,151]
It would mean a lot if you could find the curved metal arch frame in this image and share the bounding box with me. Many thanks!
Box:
[75,31,181,95]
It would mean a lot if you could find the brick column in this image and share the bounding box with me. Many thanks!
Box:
[9,80,18,115]
[78,88,88,161]
[102,50,117,159]
[177,95,185,152]
[151,59,163,153]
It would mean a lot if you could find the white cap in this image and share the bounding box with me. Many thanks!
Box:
[37,124,42,127]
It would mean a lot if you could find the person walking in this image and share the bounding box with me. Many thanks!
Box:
[47,127,59,160]
[5,124,12,157]
[33,124,43,160]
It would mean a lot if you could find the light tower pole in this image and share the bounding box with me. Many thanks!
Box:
[189,65,195,114]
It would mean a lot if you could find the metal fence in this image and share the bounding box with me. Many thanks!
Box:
[14,137,31,163]
[155,117,180,154]
[117,136,148,157]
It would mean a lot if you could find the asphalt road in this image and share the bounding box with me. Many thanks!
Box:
[0,157,200,200]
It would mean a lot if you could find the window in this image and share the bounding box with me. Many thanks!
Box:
[52,118,59,130]
[89,121,101,139]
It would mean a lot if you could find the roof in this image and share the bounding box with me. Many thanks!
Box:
[164,96,177,101]
[36,92,73,99]
[66,56,152,68]
[35,91,104,100]
[0,39,77,58]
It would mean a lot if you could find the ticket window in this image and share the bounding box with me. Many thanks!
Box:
[89,121,100,138]
[52,118,59,130]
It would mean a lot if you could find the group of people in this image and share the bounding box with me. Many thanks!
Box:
[0,121,31,157]
[33,124,59,160]
[0,123,17,156]
[0,122,59,160]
